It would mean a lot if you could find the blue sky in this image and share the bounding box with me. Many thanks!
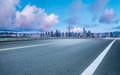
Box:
[0,0,120,32]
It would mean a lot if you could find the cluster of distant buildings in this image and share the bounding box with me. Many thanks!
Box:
[0,28,120,38]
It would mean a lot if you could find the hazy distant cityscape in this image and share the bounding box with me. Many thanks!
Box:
[0,27,120,39]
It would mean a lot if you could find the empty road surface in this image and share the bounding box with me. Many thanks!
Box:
[0,39,120,75]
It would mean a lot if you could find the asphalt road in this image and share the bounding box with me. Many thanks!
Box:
[0,39,119,75]
[93,40,120,75]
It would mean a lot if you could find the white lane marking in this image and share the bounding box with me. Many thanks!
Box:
[81,39,116,75]
[0,43,56,51]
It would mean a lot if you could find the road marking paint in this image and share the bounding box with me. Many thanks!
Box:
[81,39,116,75]
[0,43,56,51]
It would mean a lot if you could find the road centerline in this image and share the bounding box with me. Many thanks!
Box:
[0,42,56,51]
[81,39,116,75]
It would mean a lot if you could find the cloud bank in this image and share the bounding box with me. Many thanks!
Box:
[0,0,59,31]
[65,16,80,31]
[99,9,114,24]
[65,0,83,31]
[0,0,19,30]
[15,5,59,31]
[89,0,110,21]
[65,16,79,26]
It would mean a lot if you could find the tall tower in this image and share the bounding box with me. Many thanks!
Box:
[82,27,87,37]
[83,27,86,32]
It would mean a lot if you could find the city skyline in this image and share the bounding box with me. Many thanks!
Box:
[0,0,120,33]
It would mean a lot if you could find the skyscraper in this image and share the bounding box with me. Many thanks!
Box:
[82,27,87,37]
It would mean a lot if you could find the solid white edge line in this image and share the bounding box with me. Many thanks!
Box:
[0,43,56,51]
[81,39,116,75]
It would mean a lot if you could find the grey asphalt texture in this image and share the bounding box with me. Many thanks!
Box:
[94,40,120,75]
[0,39,119,75]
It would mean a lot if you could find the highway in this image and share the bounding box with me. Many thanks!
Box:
[0,39,120,75]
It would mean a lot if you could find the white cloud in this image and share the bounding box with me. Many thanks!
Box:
[0,0,19,30]
[71,26,82,32]
[0,0,59,31]
[89,0,110,21]
[99,9,114,24]
[40,13,59,30]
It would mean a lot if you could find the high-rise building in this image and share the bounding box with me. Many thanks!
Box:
[51,31,55,37]
[56,30,61,37]
[87,30,91,37]
[82,27,87,37]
